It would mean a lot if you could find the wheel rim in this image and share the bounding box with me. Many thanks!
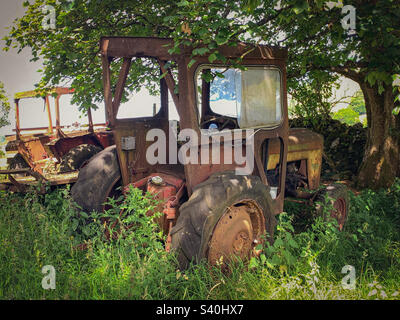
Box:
[207,200,265,270]
[331,197,347,231]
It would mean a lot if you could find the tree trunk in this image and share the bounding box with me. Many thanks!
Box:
[356,83,399,190]
[396,97,400,177]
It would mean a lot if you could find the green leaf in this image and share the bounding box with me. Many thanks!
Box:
[271,254,281,265]
[71,219,79,231]
[192,47,209,56]
[208,53,218,63]
[79,211,89,219]
[293,2,309,14]
[187,58,196,69]
[215,32,229,45]
[177,0,189,7]
[288,239,299,248]
[274,238,284,247]
[249,257,259,268]
[283,250,296,265]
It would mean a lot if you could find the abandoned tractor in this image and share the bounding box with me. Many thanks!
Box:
[0,87,114,192]
[69,37,349,270]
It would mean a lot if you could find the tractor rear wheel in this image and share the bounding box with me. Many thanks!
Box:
[170,172,276,271]
[71,145,121,214]
[58,144,102,173]
[315,183,349,231]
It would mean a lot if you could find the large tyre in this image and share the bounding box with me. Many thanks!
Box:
[170,172,276,270]
[71,145,121,213]
[315,183,349,231]
[58,144,102,173]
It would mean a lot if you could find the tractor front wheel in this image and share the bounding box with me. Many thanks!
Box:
[170,172,276,271]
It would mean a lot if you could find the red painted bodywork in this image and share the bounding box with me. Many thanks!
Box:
[124,172,185,248]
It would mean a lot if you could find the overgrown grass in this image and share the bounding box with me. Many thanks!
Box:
[1,181,400,300]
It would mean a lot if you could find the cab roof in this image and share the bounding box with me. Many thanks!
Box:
[100,36,287,61]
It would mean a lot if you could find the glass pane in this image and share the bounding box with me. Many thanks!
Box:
[239,68,282,129]
[196,66,282,129]
[209,69,238,117]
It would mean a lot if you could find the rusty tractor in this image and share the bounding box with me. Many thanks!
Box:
[0,87,114,192]
[70,37,349,270]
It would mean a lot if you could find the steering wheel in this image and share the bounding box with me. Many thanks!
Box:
[201,117,237,130]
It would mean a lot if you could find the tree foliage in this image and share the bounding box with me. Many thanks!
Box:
[4,1,399,108]
[289,71,340,121]
[348,90,366,115]
[330,90,366,126]
[3,0,400,188]
[0,82,10,128]
[332,106,360,125]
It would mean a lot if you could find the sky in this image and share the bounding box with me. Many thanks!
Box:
[0,0,108,136]
[0,0,166,136]
[0,0,359,137]
[0,0,43,135]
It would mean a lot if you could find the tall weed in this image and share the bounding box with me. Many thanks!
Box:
[1,180,400,299]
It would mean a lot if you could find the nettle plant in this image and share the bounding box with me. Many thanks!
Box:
[70,186,165,254]
[249,197,342,275]
[104,186,165,255]
[249,213,302,273]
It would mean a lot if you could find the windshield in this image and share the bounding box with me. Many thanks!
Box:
[196,66,283,129]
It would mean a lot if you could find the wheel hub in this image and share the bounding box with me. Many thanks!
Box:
[233,231,249,252]
[207,200,265,269]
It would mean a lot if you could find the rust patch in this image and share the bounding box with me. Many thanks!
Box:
[207,200,265,271]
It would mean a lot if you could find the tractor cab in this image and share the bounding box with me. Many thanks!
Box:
[99,37,291,214]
